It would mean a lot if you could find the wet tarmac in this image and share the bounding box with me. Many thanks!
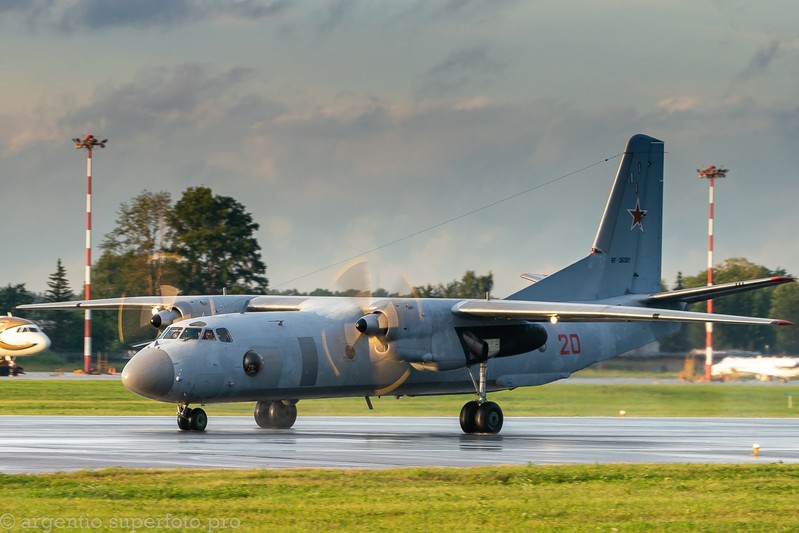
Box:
[1,415,796,473]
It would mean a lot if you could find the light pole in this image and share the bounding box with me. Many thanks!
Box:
[697,164,728,381]
[72,135,107,374]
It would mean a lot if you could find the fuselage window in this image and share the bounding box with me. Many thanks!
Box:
[216,328,232,343]
[179,327,202,340]
[201,329,216,341]
[162,327,183,340]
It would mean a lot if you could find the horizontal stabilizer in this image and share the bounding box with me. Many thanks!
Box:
[452,299,793,326]
[646,276,796,304]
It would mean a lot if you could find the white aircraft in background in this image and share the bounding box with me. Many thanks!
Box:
[0,315,51,374]
[712,356,799,383]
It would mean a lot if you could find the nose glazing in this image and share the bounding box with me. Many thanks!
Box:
[122,347,175,400]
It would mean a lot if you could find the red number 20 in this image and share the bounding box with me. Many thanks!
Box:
[558,334,581,355]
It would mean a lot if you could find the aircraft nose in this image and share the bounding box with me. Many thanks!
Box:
[122,347,175,400]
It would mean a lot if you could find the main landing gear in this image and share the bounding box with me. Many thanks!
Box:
[177,404,207,432]
[254,400,297,429]
[460,361,504,434]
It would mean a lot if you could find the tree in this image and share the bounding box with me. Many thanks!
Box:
[42,259,82,352]
[674,258,787,352]
[770,283,799,353]
[100,190,176,296]
[169,186,267,294]
[414,271,494,298]
[0,283,35,316]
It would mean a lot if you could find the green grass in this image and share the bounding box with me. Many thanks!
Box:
[1,464,798,531]
[1,380,798,417]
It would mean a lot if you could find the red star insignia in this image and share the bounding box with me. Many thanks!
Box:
[627,198,647,231]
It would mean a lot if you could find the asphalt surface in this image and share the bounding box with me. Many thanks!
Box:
[1,415,796,473]
[10,372,798,385]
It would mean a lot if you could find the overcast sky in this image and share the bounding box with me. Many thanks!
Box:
[1,0,797,299]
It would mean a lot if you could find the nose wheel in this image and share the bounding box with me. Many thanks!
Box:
[460,362,504,434]
[177,404,207,432]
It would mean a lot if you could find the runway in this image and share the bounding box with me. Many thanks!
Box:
[1,416,797,473]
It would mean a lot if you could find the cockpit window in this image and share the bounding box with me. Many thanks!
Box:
[201,329,216,341]
[29,327,39,333]
[215,328,232,343]
[161,327,183,340]
[179,327,202,340]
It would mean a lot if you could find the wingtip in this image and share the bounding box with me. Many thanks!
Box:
[773,320,795,326]
[770,276,797,283]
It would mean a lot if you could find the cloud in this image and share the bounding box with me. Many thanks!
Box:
[313,0,355,36]
[62,64,257,134]
[0,0,289,32]
[736,40,781,81]
[414,45,508,100]
[656,96,700,113]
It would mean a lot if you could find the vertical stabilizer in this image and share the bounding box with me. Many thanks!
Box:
[508,134,664,302]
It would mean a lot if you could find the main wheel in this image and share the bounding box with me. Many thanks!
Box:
[474,401,503,434]
[254,401,274,428]
[269,401,297,429]
[189,407,208,432]
[459,400,480,433]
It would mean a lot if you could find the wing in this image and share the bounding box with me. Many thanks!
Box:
[451,299,793,326]
[17,295,308,313]
[645,276,795,304]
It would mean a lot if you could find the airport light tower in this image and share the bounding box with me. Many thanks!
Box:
[697,164,728,380]
[72,135,107,374]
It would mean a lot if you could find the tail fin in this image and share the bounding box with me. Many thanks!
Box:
[508,134,664,302]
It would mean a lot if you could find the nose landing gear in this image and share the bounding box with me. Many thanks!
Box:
[460,361,504,434]
[177,404,207,432]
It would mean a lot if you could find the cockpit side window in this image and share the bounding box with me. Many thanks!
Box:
[215,328,232,343]
[162,327,183,340]
[179,327,202,340]
[201,329,216,341]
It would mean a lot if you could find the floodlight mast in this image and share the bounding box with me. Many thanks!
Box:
[697,165,728,381]
[72,135,107,374]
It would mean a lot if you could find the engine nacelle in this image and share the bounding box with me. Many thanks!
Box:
[150,308,182,329]
[148,296,252,329]
[355,313,388,336]
[455,323,548,365]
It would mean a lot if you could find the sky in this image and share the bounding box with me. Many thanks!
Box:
[1,0,798,299]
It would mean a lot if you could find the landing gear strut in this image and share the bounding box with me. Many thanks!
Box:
[177,404,207,432]
[254,400,298,429]
[460,361,504,434]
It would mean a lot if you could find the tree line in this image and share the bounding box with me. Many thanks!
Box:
[1,188,797,355]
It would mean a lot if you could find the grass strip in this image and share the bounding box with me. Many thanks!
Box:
[1,380,798,418]
[1,464,798,532]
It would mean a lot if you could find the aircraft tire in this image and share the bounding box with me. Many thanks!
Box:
[459,400,480,433]
[177,415,191,431]
[269,401,297,429]
[254,400,275,428]
[474,402,503,434]
[189,408,208,432]
[177,407,193,431]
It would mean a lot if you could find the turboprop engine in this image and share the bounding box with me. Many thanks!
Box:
[355,301,548,371]
[148,297,252,329]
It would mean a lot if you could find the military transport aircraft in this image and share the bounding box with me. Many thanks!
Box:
[20,134,795,434]
[0,315,51,374]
